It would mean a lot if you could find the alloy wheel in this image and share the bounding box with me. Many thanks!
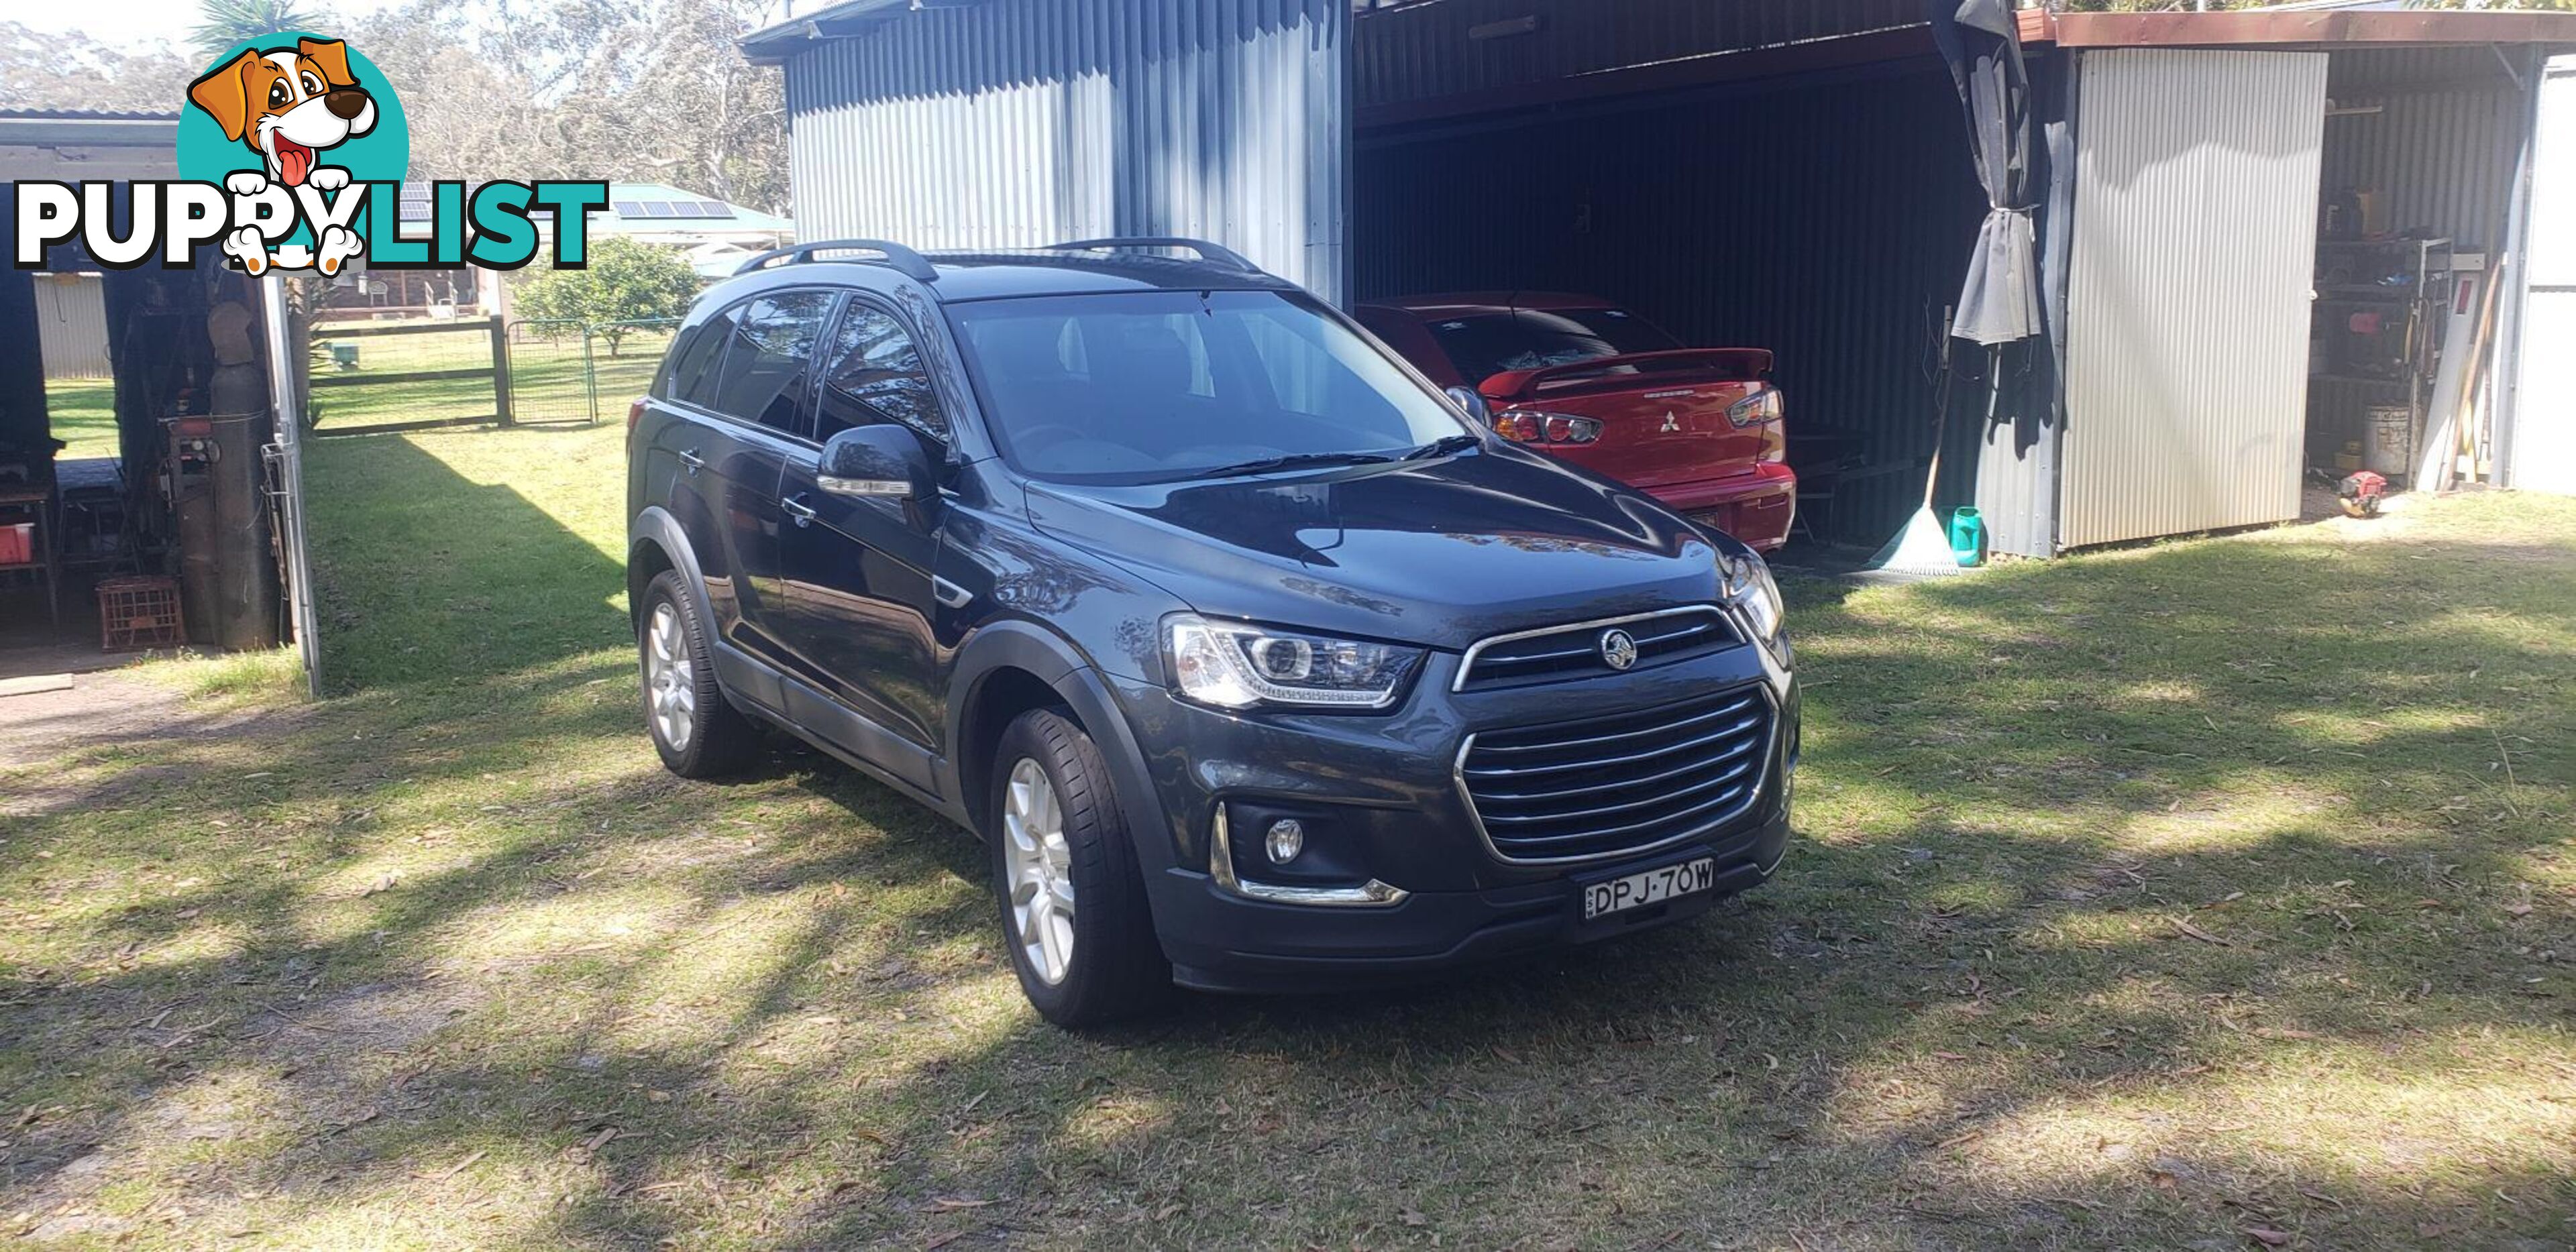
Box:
[1002,758,1077,985]
[645,602,696,750]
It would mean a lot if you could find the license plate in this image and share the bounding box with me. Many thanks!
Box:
[1582,857,1717,921]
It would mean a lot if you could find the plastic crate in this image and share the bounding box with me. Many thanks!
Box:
[0,521,30,567]
[97,575,184,652]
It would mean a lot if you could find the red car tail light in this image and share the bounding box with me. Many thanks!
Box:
[1725,386,1783,428]
[627,396,649,435]
[1725,386,1787,463]
[1495,410,1601,445]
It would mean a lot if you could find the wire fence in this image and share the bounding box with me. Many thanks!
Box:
[504,317,682,426]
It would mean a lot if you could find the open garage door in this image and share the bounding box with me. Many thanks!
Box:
[2061,50,2327,549]
[2512,56,2576,494]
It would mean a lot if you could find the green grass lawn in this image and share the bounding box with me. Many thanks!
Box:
[43,377,118,460]
[3,416,2571,1249]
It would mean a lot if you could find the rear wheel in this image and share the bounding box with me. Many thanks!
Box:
[989,709,1170,1027]
[639,570,760,778]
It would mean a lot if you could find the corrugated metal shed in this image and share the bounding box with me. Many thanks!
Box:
[1354,60,1990,549]
[2324,47,2525,250]
[2063,49,2328,550]
[1354,0,1921,112]
[777,0,1350,302]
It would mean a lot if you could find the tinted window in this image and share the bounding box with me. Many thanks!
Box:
[948,289,1470,485]
[709,291,837,435]
[1427,308,1679,388]
[665,308,737,408]
[814,304,949,441]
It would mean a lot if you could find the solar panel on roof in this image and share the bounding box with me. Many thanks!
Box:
[642,202,676,217]
[612,200,647,216]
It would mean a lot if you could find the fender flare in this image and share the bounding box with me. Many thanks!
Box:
[945,620,1178,879]
[627,506,713,633]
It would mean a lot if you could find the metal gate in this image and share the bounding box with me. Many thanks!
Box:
[2061,49,2328,549]
[505,317,682,425]
[505,318,594,425]
[305,315,514,436]
[2512,56,2576,494]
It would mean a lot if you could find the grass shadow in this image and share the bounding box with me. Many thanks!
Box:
[4,431,2571,1248]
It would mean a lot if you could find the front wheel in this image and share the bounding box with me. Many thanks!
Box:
[989,709,1170,1027]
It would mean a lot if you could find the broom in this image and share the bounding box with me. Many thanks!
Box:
[1866,313,1969,577]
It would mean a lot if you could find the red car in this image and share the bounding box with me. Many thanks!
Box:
[1356,293,1795,551]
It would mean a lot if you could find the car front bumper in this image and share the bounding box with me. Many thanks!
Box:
[1099,638,1800,993]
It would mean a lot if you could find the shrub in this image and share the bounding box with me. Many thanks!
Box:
[513,237,698,355]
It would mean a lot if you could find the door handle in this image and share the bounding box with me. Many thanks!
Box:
[677,448,705,475]
[782,494,818,527]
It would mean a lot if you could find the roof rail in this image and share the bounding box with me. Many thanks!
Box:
[735,238,940,283]
[1044,237,1262,275]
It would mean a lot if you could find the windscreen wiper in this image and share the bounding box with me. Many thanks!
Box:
[1189,451,1397,479]
[1401,435,1483,461]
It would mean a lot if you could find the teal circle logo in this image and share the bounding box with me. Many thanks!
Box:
[178,32,407,186]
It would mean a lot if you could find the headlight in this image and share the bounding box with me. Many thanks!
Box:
[1721,549,1784,645]
[1164,616,1426,710]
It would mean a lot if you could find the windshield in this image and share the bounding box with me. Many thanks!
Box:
[945,289,1472,484]
[1426,308,1680,388]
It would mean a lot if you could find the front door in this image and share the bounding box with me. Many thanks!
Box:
[774,298,955,781]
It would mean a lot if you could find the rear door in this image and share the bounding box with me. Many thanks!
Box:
[772,296,951,783]
[677,289,840,659]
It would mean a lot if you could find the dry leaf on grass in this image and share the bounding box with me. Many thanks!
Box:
[2245,1227,2291,1247]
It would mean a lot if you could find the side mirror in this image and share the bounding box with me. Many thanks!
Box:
[1444,386,1491,425]
[818,424,934,501]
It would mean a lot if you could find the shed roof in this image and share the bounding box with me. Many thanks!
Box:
[0,111,181,181]
[2020,7,2576,50]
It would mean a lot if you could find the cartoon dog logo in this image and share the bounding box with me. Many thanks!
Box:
[186,37,376,274]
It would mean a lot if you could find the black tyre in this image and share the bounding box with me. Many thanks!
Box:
[638,569,761,779]
[988,709,1171,1027]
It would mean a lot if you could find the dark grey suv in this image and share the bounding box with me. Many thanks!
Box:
[627,238,1799,1026]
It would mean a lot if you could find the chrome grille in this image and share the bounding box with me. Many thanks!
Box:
[1453,607,1739,692]
[1457,686,1774,865]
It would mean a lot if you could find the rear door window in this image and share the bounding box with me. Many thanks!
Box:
[813,303,950,442]
[709,291,839,437]
[666,308,737,408]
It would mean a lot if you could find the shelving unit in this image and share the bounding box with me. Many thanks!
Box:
[2308,237,2451,481]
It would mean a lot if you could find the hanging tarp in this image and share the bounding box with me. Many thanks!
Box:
[1928,0,2042,345]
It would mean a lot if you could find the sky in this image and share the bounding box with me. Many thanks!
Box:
[3,0,417,54]
[6,0,802,54]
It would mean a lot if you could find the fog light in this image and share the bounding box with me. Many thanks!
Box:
[1264,819,1305,865]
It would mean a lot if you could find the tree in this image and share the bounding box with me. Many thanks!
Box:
[191,0,325,56]
[0,24,193,113]
[348,0,790,213]
[512,237,700,355]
